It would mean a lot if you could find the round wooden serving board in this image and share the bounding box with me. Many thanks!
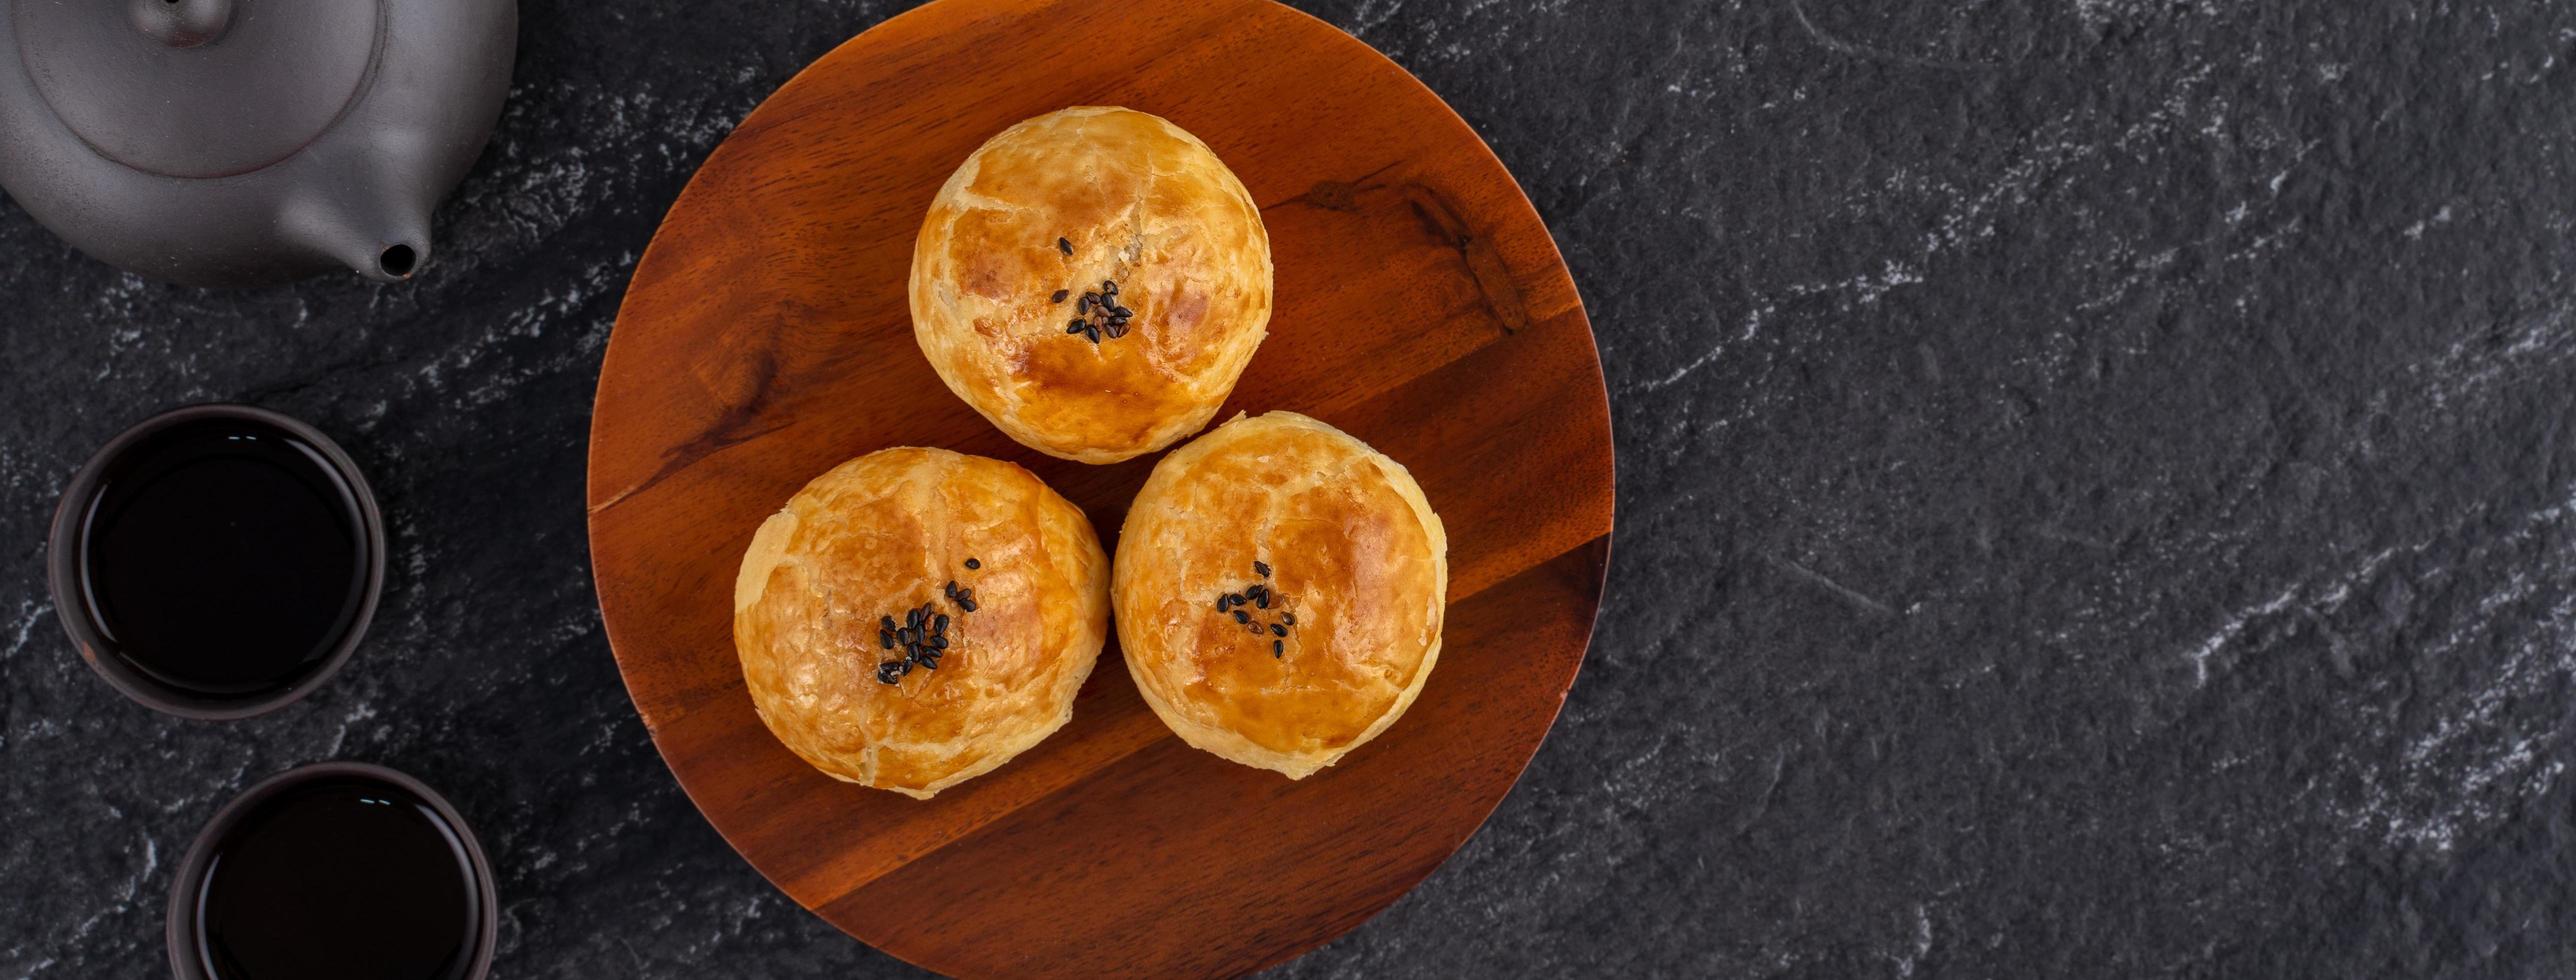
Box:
[587,0,1613,974]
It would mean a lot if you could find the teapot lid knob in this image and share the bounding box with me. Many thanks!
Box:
[129,0,233,49]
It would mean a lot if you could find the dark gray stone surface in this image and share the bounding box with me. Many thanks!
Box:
[5,0,2574,976]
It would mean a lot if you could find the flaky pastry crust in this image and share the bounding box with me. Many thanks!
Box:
[1113,412,1448,778]
[735,448,1109,798]
[911,107,1272,463]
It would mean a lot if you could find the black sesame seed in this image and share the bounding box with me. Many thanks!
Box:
[879,630,895,649]
[1272,639,1284,657]
[1051,289,1070,303]
[1103,321,1128,339]
[1214,596,1230,611]
[958,597,978,612]
[1282,612,1296,625]
[1067,319,1087,334]
[931,635,948,650]
[1057,237,1072,255]
[1253,560,1271,577]
[965,558,980,570]
[1233,610,1251,624]
[934,613,949,632]
[1102,279,1118,295]
[881,615,898,631]
[1256,593,1270,609]
[1076,294,1092,313]
[907,609,923,627]
[1085,325,1101,344]
[1271,623,1287,637]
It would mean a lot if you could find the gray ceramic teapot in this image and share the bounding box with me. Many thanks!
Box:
[0,0,516,286]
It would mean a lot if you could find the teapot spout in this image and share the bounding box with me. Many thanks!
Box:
[279,186,432,283]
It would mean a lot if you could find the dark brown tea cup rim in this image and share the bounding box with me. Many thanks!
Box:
[43,403,387,721]
[165,761,499,980]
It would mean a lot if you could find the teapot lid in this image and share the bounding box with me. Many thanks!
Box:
[15,0,380,179]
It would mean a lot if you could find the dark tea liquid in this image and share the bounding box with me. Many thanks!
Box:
[193,776,483,980]
[75,416,368,699]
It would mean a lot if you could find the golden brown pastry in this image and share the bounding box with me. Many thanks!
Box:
[734,448,1109,798]
[1113,412,1448,778]
[911,106,1273,464]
